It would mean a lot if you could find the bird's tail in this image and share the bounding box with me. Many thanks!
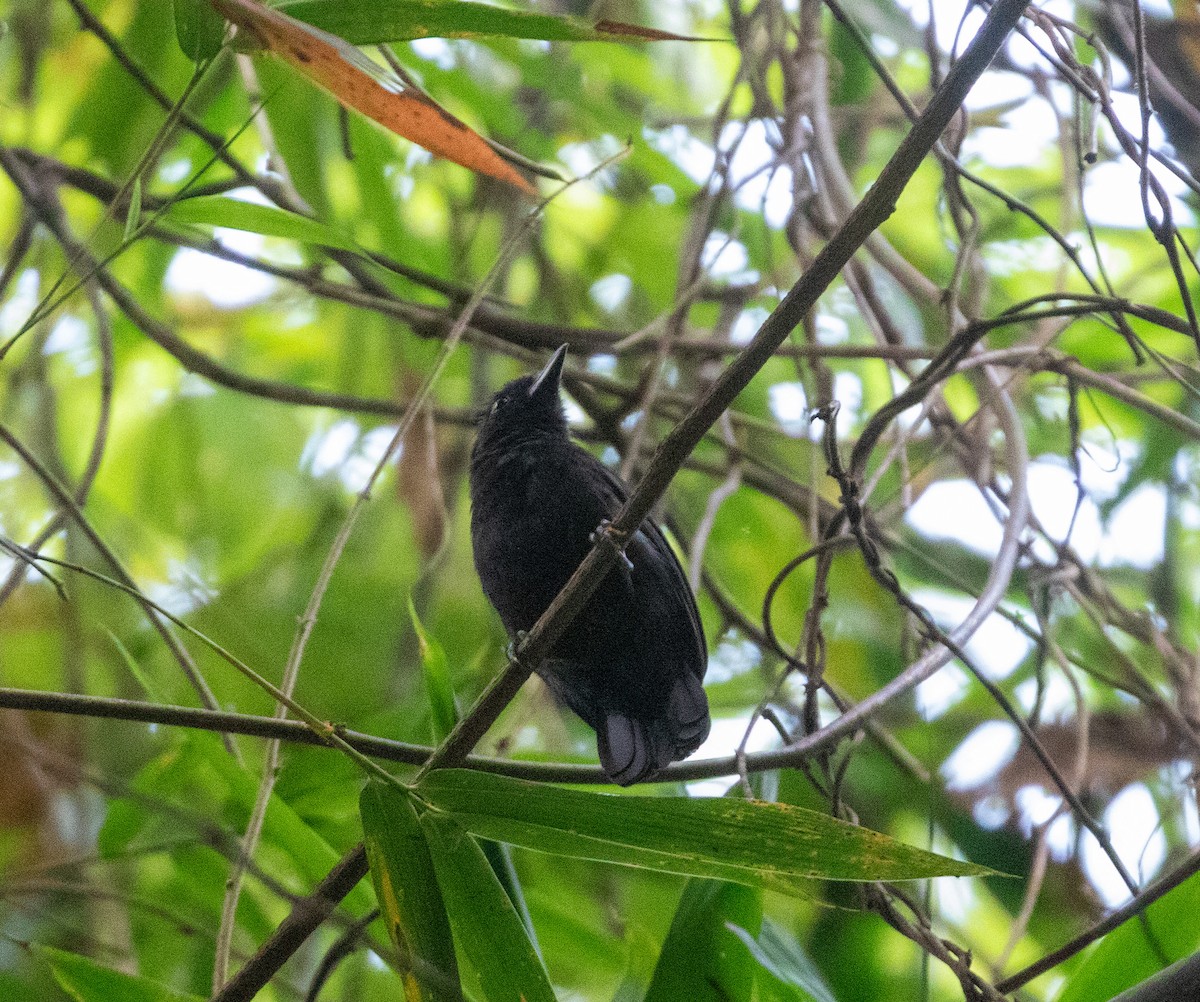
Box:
[598,674,710,786]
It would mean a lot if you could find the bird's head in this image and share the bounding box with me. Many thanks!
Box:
[473,345,569,453]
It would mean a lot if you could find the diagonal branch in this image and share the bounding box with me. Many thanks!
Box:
[996,849,1200,993]
[424,0,1034,774]
[210,1,1034,996]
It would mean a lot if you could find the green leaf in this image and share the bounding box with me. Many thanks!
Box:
[163,195,361,252]
[1058,872,1200,1002]
[409,595,458,743]
[831,0,923,51]
[172,0,226,61]
[1109,953,1200,1002]
[97,734,374,912]
[360,781,462,1001]
[416,771,996,896]
[279,0,709,43]
[96,797,148,859]
[645,879,761,1002]
[420,812,555,1002]
[408,600,534,943]
[728,920,837,1002]
[35,945,205,1002]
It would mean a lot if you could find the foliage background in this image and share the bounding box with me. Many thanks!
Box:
[1,0,1199,999]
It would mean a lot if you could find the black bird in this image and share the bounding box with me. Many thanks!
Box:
[469,346,710,785]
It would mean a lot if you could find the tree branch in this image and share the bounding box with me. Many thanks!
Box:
[204,2,1034,996]
[996,849,1200,993]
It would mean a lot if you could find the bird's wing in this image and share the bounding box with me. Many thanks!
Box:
[580,455,708,676]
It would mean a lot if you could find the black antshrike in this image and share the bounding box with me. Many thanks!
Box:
[469,346,710,785]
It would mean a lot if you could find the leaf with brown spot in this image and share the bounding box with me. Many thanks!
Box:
[416,770,1001,896]
[360,782,461,1002]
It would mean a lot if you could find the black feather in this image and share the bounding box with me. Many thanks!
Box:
[469,346,710,785]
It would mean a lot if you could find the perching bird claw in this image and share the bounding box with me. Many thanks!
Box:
[590,519,634,571]
[505,630,530,662]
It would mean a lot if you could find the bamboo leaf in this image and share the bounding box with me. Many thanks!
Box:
[408,596,458,743]
[420,811,555,1002]
[1057,871,1200,1002]
[279,0,716,44]
[173,0,227,61]
[360,781,462,1001]
[35,945,205,1002]
[727,920,837,1002]
[416,770,996,896]
[645,880,761,1002]
[164,195,361,251]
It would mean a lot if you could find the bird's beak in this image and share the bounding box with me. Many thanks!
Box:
[527,344,568,402]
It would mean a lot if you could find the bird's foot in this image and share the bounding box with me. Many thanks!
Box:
[591,519,634,571]
[506,631,530,661]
